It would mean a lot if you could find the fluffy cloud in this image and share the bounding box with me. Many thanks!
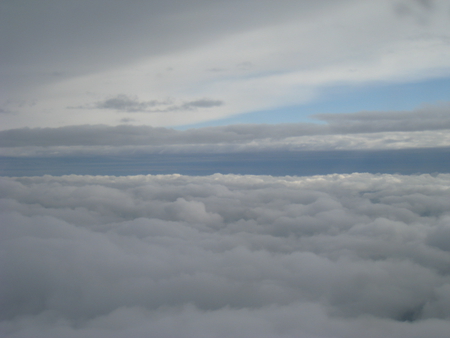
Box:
[1,173,450,337]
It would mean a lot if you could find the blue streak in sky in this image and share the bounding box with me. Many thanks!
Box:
[179,77,450,129]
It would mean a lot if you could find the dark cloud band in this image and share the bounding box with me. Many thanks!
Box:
[1,104,449,151]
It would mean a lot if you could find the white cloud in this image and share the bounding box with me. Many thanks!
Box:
[1,173,450,337]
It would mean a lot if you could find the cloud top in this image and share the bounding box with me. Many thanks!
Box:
[1,172,450,337]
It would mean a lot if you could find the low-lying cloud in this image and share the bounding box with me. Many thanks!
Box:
[1,103,450,156]
[1,173,450,337]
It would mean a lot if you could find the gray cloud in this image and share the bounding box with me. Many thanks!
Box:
[0,0,339,91]
[1,104,450,155]
[75,95,223,113]
[1,173,450,337]
[95,95,168,112]
[119,117,135,123]
[181,99,223,109]
[315,103,450,133]
[394,0,436,23]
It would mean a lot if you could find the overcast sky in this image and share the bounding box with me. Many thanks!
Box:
[2,0,450,130]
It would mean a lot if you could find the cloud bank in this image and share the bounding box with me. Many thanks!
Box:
[1,104,450,156]
[1,173,450,337]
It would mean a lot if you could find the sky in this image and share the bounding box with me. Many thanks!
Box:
[2,0,450,130]
[2,1,450,337]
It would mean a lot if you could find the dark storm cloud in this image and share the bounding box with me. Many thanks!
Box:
[80,95,224,113]
[1,173,450,337]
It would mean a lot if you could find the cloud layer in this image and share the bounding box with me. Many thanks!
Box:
[2,173,450,337]
[1,104,450,156]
